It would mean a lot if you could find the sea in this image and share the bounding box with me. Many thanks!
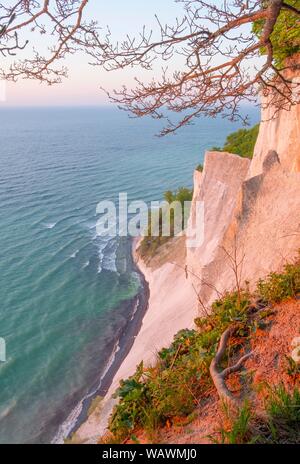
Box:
[0,105,259,443]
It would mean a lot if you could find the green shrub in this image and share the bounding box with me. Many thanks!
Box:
[265,384,300,443]
[257,259,300,303]
[139,187,193,259]
[109,362,150,440]
[196,163,203,172]
[209,291,251,328]
[212,124,259,159]
[267,384,300,423]
[213,402,255,444]
[109,292,252,442]
[163,187,193,206]
[253,0,300,68]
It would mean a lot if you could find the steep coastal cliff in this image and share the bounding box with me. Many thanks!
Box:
[186,57,300,305]
[74,68,300,444]
[249,55,300,178]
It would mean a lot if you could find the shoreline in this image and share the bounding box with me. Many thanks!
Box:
[52,237,150,444]
[73,234,198,444]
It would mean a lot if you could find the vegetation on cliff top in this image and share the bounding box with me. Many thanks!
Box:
[253,0,300,68]
[104,255,300,444]
[138,187,193,260]
[212,124,260,159]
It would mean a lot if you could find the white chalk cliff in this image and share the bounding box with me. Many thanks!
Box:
[249,55,300,178]
[75,64,300,444]
[187,78,300,305]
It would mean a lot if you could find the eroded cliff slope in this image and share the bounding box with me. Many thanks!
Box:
[187,92,300,307]
[75,70,300,444]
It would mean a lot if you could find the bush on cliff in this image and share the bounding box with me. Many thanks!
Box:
[252,0,300,68]
[138,187,193,259]
[212,124,259,159]
[106,256,300,444]
[257,257,300,303]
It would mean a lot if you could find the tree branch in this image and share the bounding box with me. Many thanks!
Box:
[282,2,300,15]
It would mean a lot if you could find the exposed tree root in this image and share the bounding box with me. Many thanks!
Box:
[210,325,253,409]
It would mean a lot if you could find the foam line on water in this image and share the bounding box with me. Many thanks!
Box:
[51,339,121,444]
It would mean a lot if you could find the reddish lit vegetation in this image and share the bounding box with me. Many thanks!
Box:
[102,254,300,444]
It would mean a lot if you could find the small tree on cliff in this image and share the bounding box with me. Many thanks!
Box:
[1,1,300,133]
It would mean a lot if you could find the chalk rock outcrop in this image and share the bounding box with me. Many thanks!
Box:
[186,151,250,304]
[204,151,300,302]
[187,93,300,305]
[248,55,300,178]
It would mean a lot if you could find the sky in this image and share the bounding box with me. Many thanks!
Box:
[1,0,185,106]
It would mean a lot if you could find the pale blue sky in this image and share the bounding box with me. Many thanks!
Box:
[3,0,185,106]
[2,1,259,107]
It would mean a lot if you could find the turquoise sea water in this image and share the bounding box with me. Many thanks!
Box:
[0,106,258,443]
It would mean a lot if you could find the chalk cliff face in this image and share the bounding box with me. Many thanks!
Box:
[186,83,300,306]
[186,152,250,304]
[249,96,300,178]
[76,63,300,444]
[248,55,300,178]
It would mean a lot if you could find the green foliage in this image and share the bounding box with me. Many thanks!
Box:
[216,384,300,444]
[209,291,251,327]
[257,258,300,303]
[109,362,150,440]
[196,163,203,172]
[252,0,300,68]
[265,384,300,443]
[139,187,193,259]
[109,292,252,442]
[163,187,193,206]
[108,258,300,443]
[212,124,259,159]
[267,384,300,423]
[213,402,255,444]
[216,385,300,444]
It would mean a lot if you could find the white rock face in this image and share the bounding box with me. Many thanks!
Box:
[249,93,300,178]
[249,57,300,178]
[186,151,250,304]
[211,155,300,299]
[186,80,300,305]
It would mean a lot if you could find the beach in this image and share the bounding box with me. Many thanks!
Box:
[73,235,198,444]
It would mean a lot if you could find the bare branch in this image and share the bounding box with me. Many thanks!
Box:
[0,1,299,131]
[0,1,106,84]
[92,0,300,135]
[282,1,300,15]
